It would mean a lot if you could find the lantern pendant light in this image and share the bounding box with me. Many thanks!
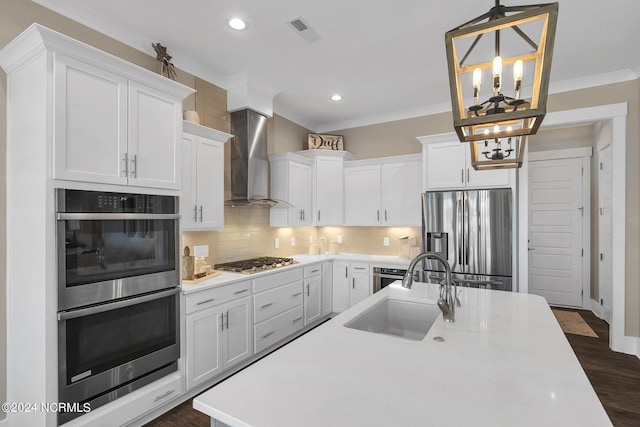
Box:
[445,1,558,170]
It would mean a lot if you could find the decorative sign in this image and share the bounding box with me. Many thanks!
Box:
[308,134,344,151]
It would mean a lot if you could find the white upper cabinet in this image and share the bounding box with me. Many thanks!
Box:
[424,140,510,190]
[344,155,422,226]
[270,153,313,227]
[296,150,356,226]
[127,82,183,189]
[49,47,192,190]
[181,122,231,230]
[54,54,128,186]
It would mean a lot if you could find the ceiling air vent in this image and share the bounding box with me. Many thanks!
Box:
[287,16,322,44]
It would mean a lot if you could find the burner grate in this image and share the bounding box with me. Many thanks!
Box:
[214,257,297,274]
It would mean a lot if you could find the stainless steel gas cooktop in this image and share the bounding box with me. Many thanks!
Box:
[214,257,297,274]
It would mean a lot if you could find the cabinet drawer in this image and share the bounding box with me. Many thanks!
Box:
[254,306,304,354]
[350,263,370,275]
[253,281,303,324]
[185,281,251,314]
[253,268,303,292]
[303,264,322,278]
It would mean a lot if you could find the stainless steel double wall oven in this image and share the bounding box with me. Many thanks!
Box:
[56,189,180,423]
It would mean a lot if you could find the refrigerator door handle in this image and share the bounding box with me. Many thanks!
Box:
[457,197,463,266]
[464,195,470,267]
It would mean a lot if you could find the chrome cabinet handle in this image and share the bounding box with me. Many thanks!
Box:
[292,317,303,323]
[352,278,355,289]
[220,313,224,331]
[306,284,310,296]
[199,206,203,222]
[193,205,198,222]
[196,298,215,306]
[130,154,137,178]
[234,289,249,295]
[461,169,464,183]
[311,269,319,273]
[354,267,366,270]
[154,389,175,402]
[466,168,470,183]
[292,292,302,297]
[225,312,229,329]
[345,266,348,278]
[384,209,388,221]
[121,153,129,177]
[377,210,380,221]
[261,331,274,339]
[318,210,321,222]
[261,302,273,309]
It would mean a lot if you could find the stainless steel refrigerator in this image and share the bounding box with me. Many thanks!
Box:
[421,189,512,291]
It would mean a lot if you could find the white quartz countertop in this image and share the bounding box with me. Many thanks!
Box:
[181,253,411,294]
[193,282,611,426]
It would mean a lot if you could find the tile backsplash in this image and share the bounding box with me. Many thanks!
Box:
[183,216,422,266]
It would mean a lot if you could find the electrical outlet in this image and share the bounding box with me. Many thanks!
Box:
[337,235,343,244]
[291,237,296,247]
[383,237,389,247]
[274,238,280,249]
[309,235,314,244]
[193,245,209,257]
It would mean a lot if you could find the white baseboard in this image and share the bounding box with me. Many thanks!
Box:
[590,299,603,319]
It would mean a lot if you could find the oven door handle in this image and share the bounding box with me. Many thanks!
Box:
[56,213,181,221]
[58,288,179,321]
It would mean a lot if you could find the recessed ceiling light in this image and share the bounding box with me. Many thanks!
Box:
[228,18,247,30]
[330,94,342,101]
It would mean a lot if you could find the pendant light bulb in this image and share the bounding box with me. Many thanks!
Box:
[493,56,502,95]
[473,68,482,105]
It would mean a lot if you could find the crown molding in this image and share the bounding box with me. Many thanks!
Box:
[31,0,228,88]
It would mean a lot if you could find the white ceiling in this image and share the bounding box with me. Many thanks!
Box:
[33,0,640,132]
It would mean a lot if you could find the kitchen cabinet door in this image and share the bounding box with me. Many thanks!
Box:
[349,263,371,307]
[315,157,345,225]
[321,262,333,317]
[344,165,382,225]
[53,54,128,185]
[381,161,422,226]
[195,137,225,229]
[128,81,182,190]
[426,142,467,189]
[332,261,350,314]
[223,296,253,369]
[270,155,313,227]
[303,276,322,326]
[186,305,224,390]
[181,133,198,228]
[289,161,313,226]
[426,141,510,190]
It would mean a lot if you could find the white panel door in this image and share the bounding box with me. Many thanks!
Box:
[321,262,333,316]
[196,137,225,229]
[332,261,350,313]
[53,54,128,185]
[223,297,253,368]
[381,161,422,226]
[598,146,613,323]
[528,158,583,307]
[344,165,381,225]
[425,142,466,189]
[303,276,322,325]
[315,157,344,225]
[128,82,181,189]
[186,306,223,390]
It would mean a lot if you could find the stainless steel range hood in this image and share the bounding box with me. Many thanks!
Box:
[225,109,277,207]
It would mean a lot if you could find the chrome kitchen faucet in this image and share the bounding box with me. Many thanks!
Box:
[401,252,460,322]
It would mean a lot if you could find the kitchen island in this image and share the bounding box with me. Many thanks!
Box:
[193,282,611,426]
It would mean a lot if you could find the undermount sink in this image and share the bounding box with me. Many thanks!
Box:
[344,298,441,340]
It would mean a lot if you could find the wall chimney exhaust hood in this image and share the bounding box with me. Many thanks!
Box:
[225,109,277,207]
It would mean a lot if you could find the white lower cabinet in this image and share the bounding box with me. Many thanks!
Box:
[303,266,323,326]
[321,262,333,317]
[253,268,305,353]
[332,261,371,313]
[185,284,253,391]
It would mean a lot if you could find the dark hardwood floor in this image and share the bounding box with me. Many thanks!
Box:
[557,309,640,426]
[145,310,640,427]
